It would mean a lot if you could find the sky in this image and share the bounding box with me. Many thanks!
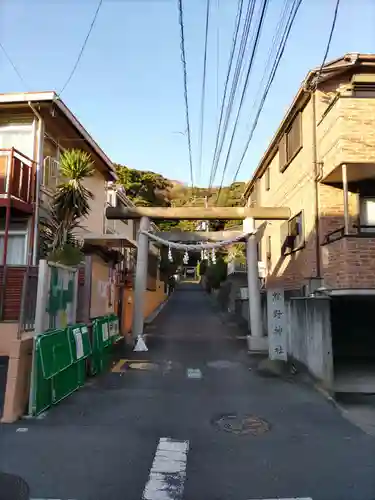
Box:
[0,0,374,187]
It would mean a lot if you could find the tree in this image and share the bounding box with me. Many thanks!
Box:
[41,149,94,265]
[115,164,172,207]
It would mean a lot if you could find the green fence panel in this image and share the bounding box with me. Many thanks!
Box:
[108,314,122,343]
[32,323,93,415]
[37,328,73,380]
[51,363,79,404]
[68,324,92,361]
[33,341,53,415]
[90,317,104,376]
[90,316,116,375]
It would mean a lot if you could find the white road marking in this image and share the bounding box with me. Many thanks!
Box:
[248,498,312,499]
[186,368,202,379]
[16,427,28,432]
[142,437,189,500]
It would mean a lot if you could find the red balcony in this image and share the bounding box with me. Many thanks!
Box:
[0,149,35,213]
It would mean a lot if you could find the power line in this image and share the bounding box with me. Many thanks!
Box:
[0,41,29,89]
[208,0,244,189]
[58,0,104,97]
[211,0,256,185]
[197,0,211,186]
[177,0,195,189]
[215,0,270,202]
[210,0,260,189]
[311,0,341,89]
[216,0,220,130]
[231,0,303,184]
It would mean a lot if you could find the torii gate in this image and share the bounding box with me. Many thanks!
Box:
[106,205,290,352]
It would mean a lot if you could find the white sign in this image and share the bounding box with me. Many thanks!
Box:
[267,288,287,361]
[73,327,84,359]
[102,322,109,342]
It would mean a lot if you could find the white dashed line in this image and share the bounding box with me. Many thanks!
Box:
[142,437,189,500]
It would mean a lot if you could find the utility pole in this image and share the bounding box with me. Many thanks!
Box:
[204,196,209,232]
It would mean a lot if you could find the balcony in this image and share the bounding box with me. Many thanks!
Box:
[317,95,375,181]
[322,226,375,289]
[0,149,35,212]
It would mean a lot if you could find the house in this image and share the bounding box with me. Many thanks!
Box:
[243,53,375,293]
[0,91,166,422]
[243,53,375,393]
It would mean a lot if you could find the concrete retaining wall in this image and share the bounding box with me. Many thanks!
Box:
[288,297,333,390]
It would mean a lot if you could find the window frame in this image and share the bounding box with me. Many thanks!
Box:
[0,229,28,265]
[359,196,375,232]
[279,111,303,173]
[265,167,270,191]
[280,210,305,256]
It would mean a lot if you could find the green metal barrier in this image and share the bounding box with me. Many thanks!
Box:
[38,328,73,379]
[31,324,92,416]
[108,314,122,344]
[90,315,121,375]
[31,316,120,416]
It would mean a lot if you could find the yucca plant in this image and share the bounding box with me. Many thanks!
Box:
[51,149,94,249]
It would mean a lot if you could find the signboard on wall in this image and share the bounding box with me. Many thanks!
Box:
[267,288,287,361]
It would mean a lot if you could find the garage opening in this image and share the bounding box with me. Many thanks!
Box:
[331,296,375,393]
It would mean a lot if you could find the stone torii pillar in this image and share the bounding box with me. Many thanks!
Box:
[244,217,266,352]
[132,216,150,351]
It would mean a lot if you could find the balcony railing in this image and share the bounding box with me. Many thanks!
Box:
[323,224,375,244]
[227,259,266,277]
[0,149,35,205]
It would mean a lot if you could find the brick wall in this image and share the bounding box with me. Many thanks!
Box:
[322,237,375,288]
[318,96,375,180]
[257,97,317,290]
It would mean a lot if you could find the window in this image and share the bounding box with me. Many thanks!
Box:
[0,124,34,159]
[248,180,260,207]
[360,197,375,232]
[280,211,304,255]
[279,112,302,172]
[265,167,270,191]
[107,189,117,207]
[0,233,28,264]
[266,235,272,260]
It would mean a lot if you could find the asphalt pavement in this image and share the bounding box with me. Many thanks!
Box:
[0,283,374,500]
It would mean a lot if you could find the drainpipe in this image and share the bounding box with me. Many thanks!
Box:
[312,92,321,278]
[28,103,44,265]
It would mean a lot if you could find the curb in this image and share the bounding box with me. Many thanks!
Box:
[144,293,172,325]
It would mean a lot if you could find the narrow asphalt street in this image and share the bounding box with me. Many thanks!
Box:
[1,283,375,500]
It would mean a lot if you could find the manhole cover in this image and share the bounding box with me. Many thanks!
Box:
[212,413,270,436]
[207,360,240,369]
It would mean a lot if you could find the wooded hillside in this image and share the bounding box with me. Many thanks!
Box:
[115,164,246,231]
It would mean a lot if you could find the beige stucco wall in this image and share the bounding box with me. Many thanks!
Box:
[0,322,19,356]
[1,329,33,423]
[81,171,106,234]
[90,255,115,319]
